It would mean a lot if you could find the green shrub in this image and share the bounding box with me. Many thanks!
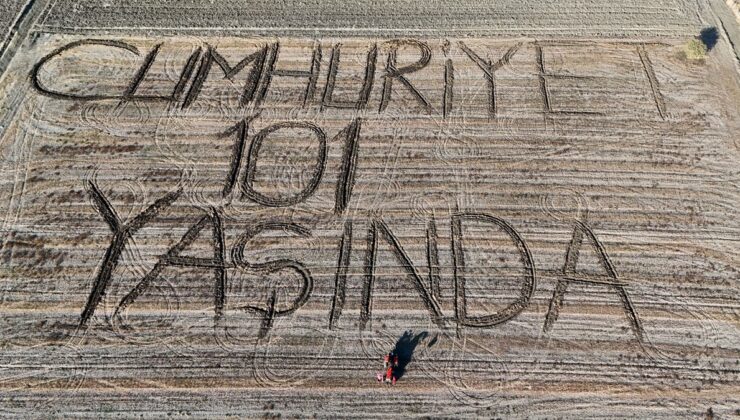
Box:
[684,38,708,60]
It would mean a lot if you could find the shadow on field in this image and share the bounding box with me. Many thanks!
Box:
[392,330,429,380]
[700,27,719,51]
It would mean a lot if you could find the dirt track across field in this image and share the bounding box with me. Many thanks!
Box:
[0,1,738,418]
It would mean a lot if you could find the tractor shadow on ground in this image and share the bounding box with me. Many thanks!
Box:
[392,330,430,380]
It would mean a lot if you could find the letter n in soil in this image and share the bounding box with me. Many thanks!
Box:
[360,219,444,330]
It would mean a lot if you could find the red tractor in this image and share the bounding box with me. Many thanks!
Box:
[377,351,399,385]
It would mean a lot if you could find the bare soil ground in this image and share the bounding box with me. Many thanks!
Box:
[0,1,738,418]
[0,1,31,60]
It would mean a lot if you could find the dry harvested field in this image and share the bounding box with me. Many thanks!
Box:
[0,0,739,418]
